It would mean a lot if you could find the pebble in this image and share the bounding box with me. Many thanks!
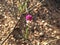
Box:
[56,36,60,39]
[17,17,20,20]
[49,28,52,31]
[42,20,45,23]
[39,32,44,36]
[0,25,2,26]
[53,31,57,34]
[44,22,47,26]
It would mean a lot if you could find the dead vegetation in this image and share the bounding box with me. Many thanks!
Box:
[0,0,60,45]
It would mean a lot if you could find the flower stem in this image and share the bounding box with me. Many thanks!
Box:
[25,26,29,40]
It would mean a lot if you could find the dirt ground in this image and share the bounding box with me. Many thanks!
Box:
[0,0,60,45]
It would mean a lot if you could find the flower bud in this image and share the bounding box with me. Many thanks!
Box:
[26,14,32,21]
[26,14,32,24]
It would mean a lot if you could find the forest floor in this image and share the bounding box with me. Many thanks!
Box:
[0,0,60,45]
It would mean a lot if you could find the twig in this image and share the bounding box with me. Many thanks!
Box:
[0,29,14,45]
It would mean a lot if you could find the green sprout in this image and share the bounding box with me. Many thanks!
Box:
[24,14,32,40]
[24,26,29,39]
[18,0,28,13]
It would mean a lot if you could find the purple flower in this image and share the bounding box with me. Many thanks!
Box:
[26,14,32,21]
